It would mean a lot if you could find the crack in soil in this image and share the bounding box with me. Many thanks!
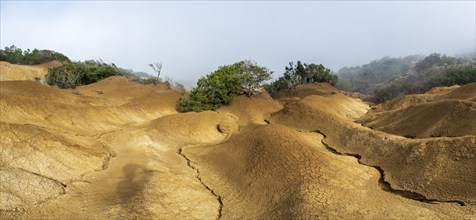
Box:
[14,167,67,188]
[177,146,223,220]
[314,130,466,206]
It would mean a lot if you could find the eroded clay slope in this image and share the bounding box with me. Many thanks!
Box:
[184,124,473,219]
[359,83,476,138]
[367,83,476,113]
[0,61,60,81]
[217,92,283,127]
[269,92,476,205]
[74,76,174,106]
[20,113,234,219]
[1,75,215,219]
[358,100,476,138]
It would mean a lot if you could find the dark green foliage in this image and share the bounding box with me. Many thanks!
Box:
[232,60,273,96]
[373,82,408,103]
[414,53,441,72]
[0,45,70,64]
[338,53,475,103]
[414,53,460,72]
[263,78,289,93]
[177,64,243,112]
[45,60,123,89]
[427,66,476,88]
[178,60,272,112]
[373,65,476,103]
[265,61,337,93]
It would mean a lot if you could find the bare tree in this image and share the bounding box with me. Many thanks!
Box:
[149,62,163,81]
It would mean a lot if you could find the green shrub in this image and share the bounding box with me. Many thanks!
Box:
[45,60,122,89]
[177,64,243,112]
[265,61,338,93]
[373,65,476,103]
[374,82,408,103]
[428,66,476,87]
[232,60,273,96]
[0,45,70,64]
[414,53,461,72]
[178,60,272,112]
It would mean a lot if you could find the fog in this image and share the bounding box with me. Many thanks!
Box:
[1,1,475,87]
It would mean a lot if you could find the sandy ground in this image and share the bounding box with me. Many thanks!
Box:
[0,63,475,219]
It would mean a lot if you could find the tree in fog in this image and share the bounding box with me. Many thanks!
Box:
[149,62,163,81]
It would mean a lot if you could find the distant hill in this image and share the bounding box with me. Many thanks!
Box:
[338,53,476,103]
[337,55,422,94]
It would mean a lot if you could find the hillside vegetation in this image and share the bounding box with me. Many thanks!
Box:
[0,45,70,65]
[338,53,476,103]
[0,46,179,88]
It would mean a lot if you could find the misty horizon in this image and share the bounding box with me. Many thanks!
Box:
[1,1,475,87]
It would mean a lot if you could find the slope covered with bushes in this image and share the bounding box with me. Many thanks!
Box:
[338,53,476,103]
[0,45,70,65]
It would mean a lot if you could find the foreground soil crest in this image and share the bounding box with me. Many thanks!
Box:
[0,64,475,219]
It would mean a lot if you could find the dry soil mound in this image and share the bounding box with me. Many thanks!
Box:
[358,100,476,138]
[0,79,180,134]
[18,121,223,220]
[0,122,111,211]
[217,93,282,127]
[184,124,472,219]
[270,95,476,205]
[272,83,340,100]
[435,82,476,101]
[119,90,181,120]
[148,111,238,146]
[361,83,476,138]
[0,61,60,81]
[269,93,369,131]
[0,80,79,105]
[0,81,127,134]
[370,83,476,113]
[1,77,221,219]
[75,76,173,106]
[298,93,369,120]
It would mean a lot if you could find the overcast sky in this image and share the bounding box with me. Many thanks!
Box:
[1,1,475,86]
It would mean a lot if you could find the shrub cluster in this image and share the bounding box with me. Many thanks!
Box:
[0,45,70,65]
[373,83,409,103]
[373,65,476,103]
[177,60,272,112]
[233,60,273,96]
[45,60,123,89]
[414,53,461,72]
[337,56,419,94]
[264,61,338,93]
[428,65,476,87]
